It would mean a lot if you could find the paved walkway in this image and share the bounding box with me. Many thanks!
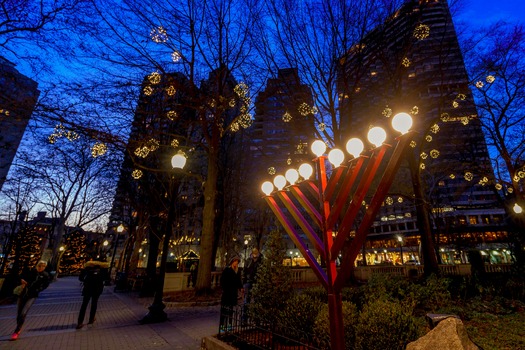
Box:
[0,276,221,349]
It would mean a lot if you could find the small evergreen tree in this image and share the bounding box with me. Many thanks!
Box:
[249,228,293,326]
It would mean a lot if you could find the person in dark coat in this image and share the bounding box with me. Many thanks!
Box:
[219,256,243,331]
[11,261,50,341]
[76,259,109,329]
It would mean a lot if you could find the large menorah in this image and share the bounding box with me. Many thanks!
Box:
[261,112,413,350]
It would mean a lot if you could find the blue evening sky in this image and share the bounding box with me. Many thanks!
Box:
[456,0,524,25]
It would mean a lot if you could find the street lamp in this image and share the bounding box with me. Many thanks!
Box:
[397,235,404,265]
[108,224,125,282]
[140,151,187,324]
[244,239,249,265]
[261,112,413,350]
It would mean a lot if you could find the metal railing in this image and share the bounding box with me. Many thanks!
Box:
[218,304,320,350]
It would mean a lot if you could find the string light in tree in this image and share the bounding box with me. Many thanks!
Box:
[420,152,428,160]
[167,110,178,120]
[398,197,403,203]
[461,116,469,125]
[476,81,484,88]
[410,141,417,148]
[413,24,430,39]
[171,50,181,62]
[318,122,326,131]
[430,149,439,158]
[147,138,160,151]
[402,57,411,67]
[479,177,489,185]
[132,169,143,179]
[450,173,456,179]
[298,102,314,116]
[171,139,179,148]
[457,93,466,101]
[282,112,292,122]
[495,183,503,190]
[229,98,236,107]
[166,86,176,96]
[420,163,426,170]
[230,122,240,132]
[464,172,474,181]
[148,72,161,84]
[486,75,495,83]
[382,106,392,117]
[411,106,419,115]
[508,187,514,194]
[150,26,168,43]
[440,113,450,122]
[134,146,150,158]
[426,135,433,142]
[234,82,249,97]
[430,124,440,134]
[268,167,276,175]
[91,142,107,158]
[144,86,154,96]
[386,197,394,205]
[287,157,292,165]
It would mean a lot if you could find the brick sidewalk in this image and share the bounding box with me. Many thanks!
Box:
[0,276,221,349]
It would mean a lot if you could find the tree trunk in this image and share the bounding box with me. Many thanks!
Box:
[195,146,219,294]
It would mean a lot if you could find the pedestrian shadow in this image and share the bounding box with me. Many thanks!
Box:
[29,324,78,331]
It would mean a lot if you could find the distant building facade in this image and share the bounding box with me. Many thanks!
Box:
[0,57,40,192]
[338,0,509,265]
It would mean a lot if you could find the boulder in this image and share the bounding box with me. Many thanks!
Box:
[406,317,479,350]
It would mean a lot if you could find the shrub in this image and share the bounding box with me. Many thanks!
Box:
[312,301,359,350]
[355,299,423,350]
[250,229,293,326]
[277,292,323,344]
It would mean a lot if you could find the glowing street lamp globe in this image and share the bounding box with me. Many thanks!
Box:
[273,175,287,190]
[298,163,313,180]
[285,169,300,185]
[328,149,344,167]
[345,138,364,158]
[367,127,387,147]
[311,140,327,157]
[171,152,187,169]
[392,112,413,134]
[513,203,523,214]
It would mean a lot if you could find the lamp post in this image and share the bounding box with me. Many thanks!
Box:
[397,235,404,265]
[244,239,249,265]
[261,112,413,350]
[108,224,125,282]
[140,151,187,324]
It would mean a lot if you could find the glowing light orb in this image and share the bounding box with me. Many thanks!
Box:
[311,140,327,157]
[132,169,143,179]
[171,50,181,62]
[486,75,495,83]
[166,86,176,96]
[430,149,439,158]
[144,86,154,96]
[413,24,430,39]
[346,138,364,158]
[367,127,386,147]
[282,112,292,122]
[150,26,168,43]
[402,57,411,67]
[261,181,274,195]
[382,107,392,118]
[91,142,107,158]
[475,81,484,88]
[298,163,313,180]
[148,72,161,84]
[392,112,412,134]
[167,110,178,120]
[464,172,473,181]
[328,149,344,167]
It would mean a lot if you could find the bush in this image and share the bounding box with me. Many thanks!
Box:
[277,292,323,344]
[313,301,359,350]
[354,299,423,350]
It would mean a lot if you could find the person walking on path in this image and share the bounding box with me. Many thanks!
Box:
[76,259,109,329]
[11,260,50,341]
[219,256,243,331]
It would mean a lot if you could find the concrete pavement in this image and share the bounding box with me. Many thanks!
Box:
[0,276,221,349]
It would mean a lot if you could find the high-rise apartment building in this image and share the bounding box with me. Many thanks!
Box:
[338,0,508,265]
[0,57,40,192]
[250,68,316,185]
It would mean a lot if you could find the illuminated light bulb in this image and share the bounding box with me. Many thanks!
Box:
[367,127,387,147]
[261,181,274,195]
[311,140,327,157]
[346,138,364,158]
[273,175,287,190]
[171,152,187,169]
[392,112,413,134]
[328,149,344,167]
[285,169,299,185]
[299,163,313,180]
[513,203,523,214]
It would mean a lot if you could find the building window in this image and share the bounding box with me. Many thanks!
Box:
[469,216,478,225]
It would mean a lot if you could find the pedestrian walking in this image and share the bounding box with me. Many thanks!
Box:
[76,259,109,329]
[219,256,243,331]
[188,261,198,288]
[11,260,50,341]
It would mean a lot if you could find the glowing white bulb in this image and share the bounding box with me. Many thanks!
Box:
[328,149,344,167]
[273,175,287,190]
[346,138,364,158]
[171,153,187,169]
[285,169,299,185]
[392,112,413,134]
[311,140,327,157]
[261,181,274,195]
[367,127,387,147]
[513,203,523,214]
[298,163,313,180]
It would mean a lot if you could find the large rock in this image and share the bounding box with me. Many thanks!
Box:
[406,317,479,350]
